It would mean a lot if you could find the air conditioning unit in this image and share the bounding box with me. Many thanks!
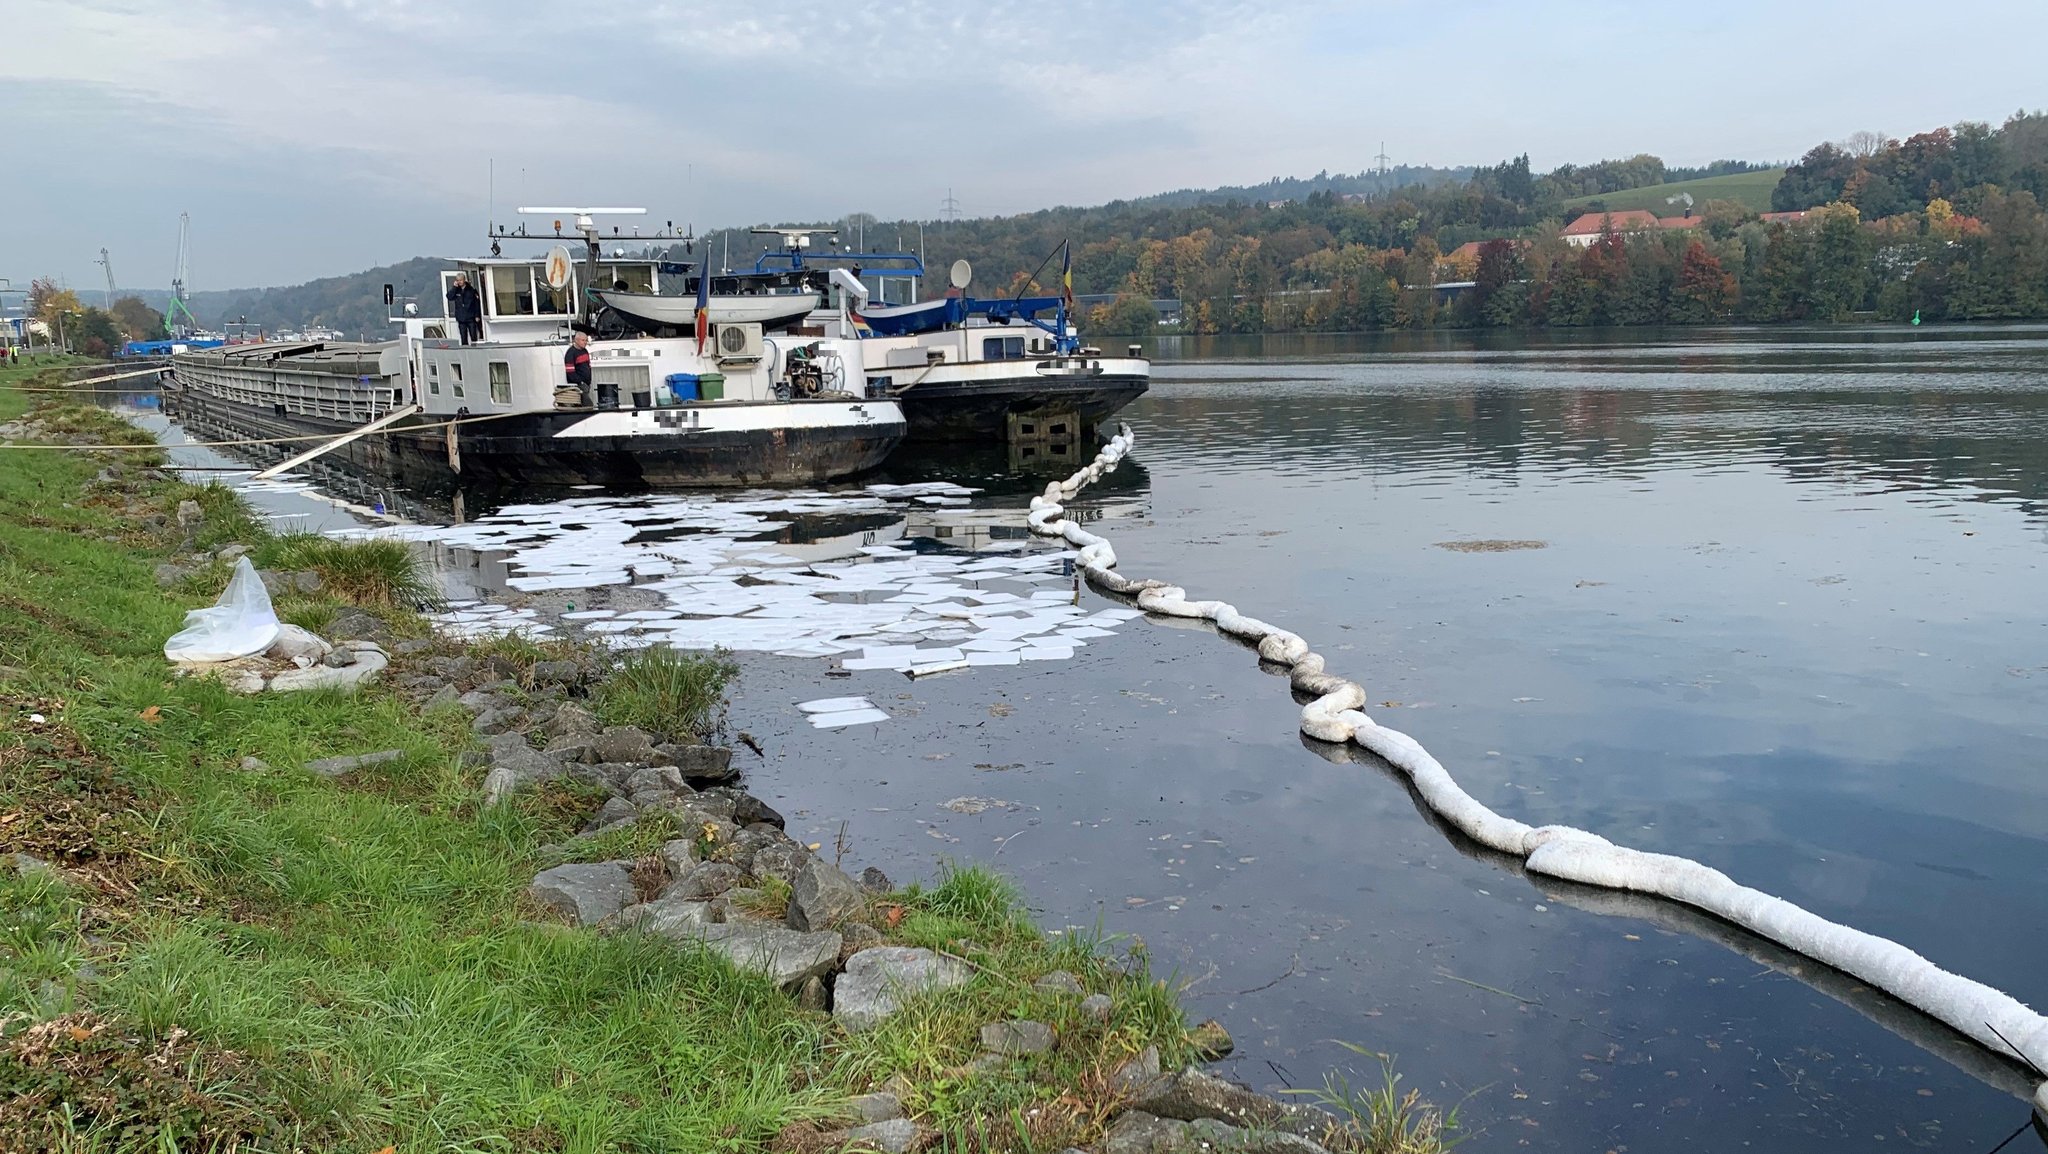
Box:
[715,322,763,363]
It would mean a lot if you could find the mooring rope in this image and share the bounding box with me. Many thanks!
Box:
[0,410,524,452]
[0,366,170,392]
[1030,424,2048,1116]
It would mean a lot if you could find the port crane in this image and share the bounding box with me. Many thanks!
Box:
[96,248,116,308]
[164,213,200,337]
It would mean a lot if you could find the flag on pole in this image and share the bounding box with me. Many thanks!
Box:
[694,262,712,354]
[1061,241,1074,312]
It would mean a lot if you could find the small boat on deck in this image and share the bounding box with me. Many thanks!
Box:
[588,287,822,334]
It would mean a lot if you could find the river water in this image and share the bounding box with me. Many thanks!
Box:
[165,325,2048,1150]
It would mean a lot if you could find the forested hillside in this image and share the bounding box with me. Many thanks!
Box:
[142,115,2048,339]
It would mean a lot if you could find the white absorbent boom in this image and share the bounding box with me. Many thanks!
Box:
[1028,424,2048,1119]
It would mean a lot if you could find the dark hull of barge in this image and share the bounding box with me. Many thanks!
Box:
[894,372,1148,442]
[163,387,904,488]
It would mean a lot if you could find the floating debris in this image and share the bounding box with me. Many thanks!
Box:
[1435,539,1548,552]
[339,485,1133,669]
[798,696,890,729]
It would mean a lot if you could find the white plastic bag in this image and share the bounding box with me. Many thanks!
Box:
[164,556,282,663]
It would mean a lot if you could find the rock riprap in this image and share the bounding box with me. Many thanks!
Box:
[833,947,973,1032]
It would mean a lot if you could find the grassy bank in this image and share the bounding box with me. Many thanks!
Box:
[0,363,1458,1152]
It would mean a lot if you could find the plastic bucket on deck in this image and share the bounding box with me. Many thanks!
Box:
[665,373,700,401]
[699,372,725,401]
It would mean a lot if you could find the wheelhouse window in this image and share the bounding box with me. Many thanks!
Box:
[603,264,655,294]
[534,270,572,316]
[489,266,534,316]
[489,361,512,405]
[427,361,440,395]
[423,323,447,339]
[982,336,1027,360]
[451,361,465,398]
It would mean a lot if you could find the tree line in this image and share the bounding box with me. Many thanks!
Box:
[19,280,165,356]
[1068,112,2048,336]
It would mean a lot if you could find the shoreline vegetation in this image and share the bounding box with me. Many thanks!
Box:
[0,357,1461,1152]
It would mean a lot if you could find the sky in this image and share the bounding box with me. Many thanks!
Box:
[5,0,2047,292]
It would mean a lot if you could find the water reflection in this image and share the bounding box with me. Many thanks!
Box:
[714,326,2048,1153]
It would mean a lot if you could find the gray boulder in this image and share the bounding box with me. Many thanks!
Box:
[303,749,403,779]
[1082,992,1115,1023]
[858,866,894,894]
[1112,1045,1160,1094]
[670,921,842,988]
[845,1092,903,1123]
[528,862,634,926]
[1102,1112,1331,1154]
[546,702,599,738]
[322,649,357,669]
[1187,1019,1235,1060]
[839,1119,922,1153]
[458,688,502,713]
[666,861,744,900]
[617,896,716,937]
[592,725,663,765]
[787,857,866,932]
[798,975,829,1011]
[731,794,784,829]
[1033,970,1084,996]
[664,744,735,783]
[748,841,807,886]
[833,946,972,1032]
[544,733,601,764]
[529,659,585,686]
[658,838,700,879]
[625,765,687,801]
[472,706,523,735]
[1127,1068,1316,1134]
[839,921,885,958]
[424,683,462,711]
[980,1020,1055,1056]
[591,797,638,829]
[153,563,189,588]
[328,609,384,641]
[485,732,564,793]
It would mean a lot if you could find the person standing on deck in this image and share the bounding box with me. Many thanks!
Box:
[564,331,597,407]
[446,273,484,345]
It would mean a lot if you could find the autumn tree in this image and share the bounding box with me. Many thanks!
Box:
[1671,241,1738,321]
[109,296,165,339]
[29,279,84,331]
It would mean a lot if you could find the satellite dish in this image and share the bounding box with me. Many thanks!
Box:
[948,259,973,291]
[544,245,574,290]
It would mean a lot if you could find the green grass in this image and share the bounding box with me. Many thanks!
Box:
[1563,168,1785,216]
[594,645,737,741]
[259,532,440,609]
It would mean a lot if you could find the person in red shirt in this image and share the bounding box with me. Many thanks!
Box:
[563,332,594,406]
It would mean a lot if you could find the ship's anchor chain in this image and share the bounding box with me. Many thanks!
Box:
[1027,423,2048,1117]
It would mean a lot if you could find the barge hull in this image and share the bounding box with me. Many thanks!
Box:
[167,389,901,488]
[894,373,1149,442]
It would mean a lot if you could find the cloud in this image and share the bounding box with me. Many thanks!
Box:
[9,0,2048,286]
